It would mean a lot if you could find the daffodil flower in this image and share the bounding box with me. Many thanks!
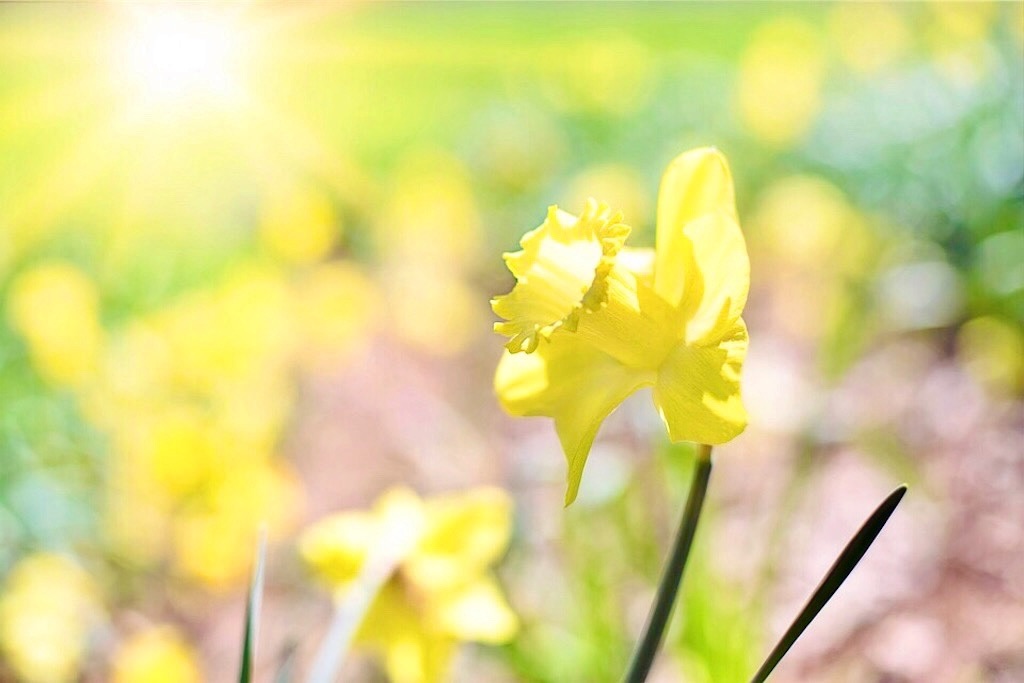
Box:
[493,147,749,505]
[300,487,518,683]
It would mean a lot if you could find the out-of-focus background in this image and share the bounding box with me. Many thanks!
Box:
[0,2,1022,682]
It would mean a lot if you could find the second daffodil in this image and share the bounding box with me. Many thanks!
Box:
[493,148,750,505]
[300,487,518,683]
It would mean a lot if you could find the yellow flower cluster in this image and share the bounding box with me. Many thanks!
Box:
[301,487,518,683]
[82,261,376,588]
[0,554,102,683]
[0,185,383,673]
[4,253,377,592]
[493,148,750,504]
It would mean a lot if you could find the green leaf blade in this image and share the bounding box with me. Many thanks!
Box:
[239,528,268,683]
[749,485,907,683]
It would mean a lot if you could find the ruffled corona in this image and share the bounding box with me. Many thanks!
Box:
[492,199,631,353]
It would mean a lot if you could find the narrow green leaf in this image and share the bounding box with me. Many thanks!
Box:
[749,485,907,683]
[239,528,268,683]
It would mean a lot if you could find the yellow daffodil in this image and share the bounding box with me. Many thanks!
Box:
[0,553,102,683]
[112,625,202,683]
[5,261,103,387]
[300,487,518,683]
[493,147,749,505]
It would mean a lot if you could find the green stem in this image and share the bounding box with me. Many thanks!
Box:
[622,444,713,683]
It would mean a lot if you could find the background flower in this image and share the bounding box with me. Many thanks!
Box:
[301,487,518,683]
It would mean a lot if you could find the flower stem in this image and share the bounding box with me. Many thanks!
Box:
[622,444,713,683]
[306,542,406,683]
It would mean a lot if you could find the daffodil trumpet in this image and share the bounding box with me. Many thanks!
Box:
[493,147,749,505]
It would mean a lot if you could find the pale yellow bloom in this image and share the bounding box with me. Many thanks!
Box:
[112,625,202,683]
[376,150,481,267]
[735,19,825,146]
[301,487,519,683]
[260,184,340,265]
[540,36,654,116]
[155,264,295,391]
[0,553,102,683]
[563,164,651,242]
[5,261,102,386]
[376,150,485,355]
[829,3,909,75]
[493,148,750,504]
[293,262,378,369]
[174,459,303,588]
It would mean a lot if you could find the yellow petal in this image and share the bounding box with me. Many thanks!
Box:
[492,200,630,353]
[298,511,376,588]
[408,488,513,591]
[495,335,653,505]
[113,626,202,683]
[434,577,519,644]
[573,262,680,370]
[373,487,428,551]
[358,584,455,683]
[385,632,454,683]
[652,319,749,445]
[654,148,743,318]
[675,211,750,345]
[618,246,656,287]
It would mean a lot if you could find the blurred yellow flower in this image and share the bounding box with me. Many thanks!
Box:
[747,175,875,342]
[160,264,295,389]
[929,1,998,45]
[137,405,217,498]
[0,553,102,683]
[260,184,340,265]
[72,258,338,589]
[294,261,378,369]
[563,164,651,242]
[735,19,825,146]
[749,175,870,271]
[174,459,303,588]
[301,487,518,683]
[493,148,749,504]
[6,261,103,386]
[377,150,485,355]
[958,316,1024,396]
[112,625,202,683]
[543,36,654,116]
[377,150,481,267]
[829,3,910,75]
[387,267,478,356]
[924,1,1000,86]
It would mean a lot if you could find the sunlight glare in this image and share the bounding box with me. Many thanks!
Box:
[114,7,247,110]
